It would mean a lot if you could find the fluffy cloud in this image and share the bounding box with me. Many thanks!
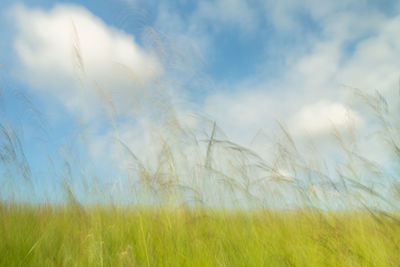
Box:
[338,15,400,95]
[12,3,162,119]
[289,100,362,137]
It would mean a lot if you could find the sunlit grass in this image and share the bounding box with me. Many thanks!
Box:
[1,204,399,266]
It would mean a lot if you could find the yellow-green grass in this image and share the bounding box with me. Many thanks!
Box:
[1,204,400,266]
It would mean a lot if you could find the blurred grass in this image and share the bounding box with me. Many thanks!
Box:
[1,203,400,266]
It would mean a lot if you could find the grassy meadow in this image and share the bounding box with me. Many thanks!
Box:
[2,204,400,266]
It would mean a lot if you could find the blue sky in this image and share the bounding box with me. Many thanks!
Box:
[1,0,400,205]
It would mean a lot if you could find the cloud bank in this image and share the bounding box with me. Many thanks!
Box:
[12,3,162,120]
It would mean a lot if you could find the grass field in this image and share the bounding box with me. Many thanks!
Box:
[1,204,400,266]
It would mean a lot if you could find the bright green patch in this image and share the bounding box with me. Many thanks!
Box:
[1,204,399,266]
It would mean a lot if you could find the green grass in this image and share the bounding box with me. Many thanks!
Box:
[1,204,400,266]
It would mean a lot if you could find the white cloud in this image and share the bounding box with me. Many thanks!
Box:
[12,3,162,119]
[289,100,363,137]
[338,15,400,95]
[295,41,341,90]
